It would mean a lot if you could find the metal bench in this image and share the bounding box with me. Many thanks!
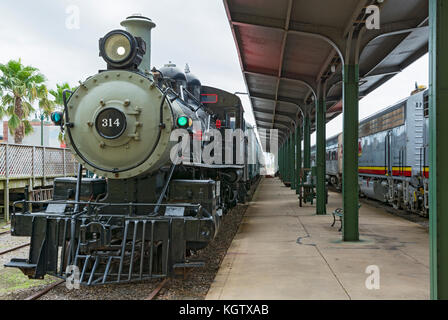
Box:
[331,208,344,231]
[331,204,361,232]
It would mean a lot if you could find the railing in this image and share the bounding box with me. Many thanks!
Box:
[1,143,78,221]
[0,143,77,180]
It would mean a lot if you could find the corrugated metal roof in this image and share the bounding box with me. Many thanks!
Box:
[224,0,429,147]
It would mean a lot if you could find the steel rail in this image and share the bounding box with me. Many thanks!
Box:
[145,279,169,300]
[24,280,65,300]
[0,243,30,256]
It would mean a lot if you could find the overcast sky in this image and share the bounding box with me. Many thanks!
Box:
[0,0,429,144]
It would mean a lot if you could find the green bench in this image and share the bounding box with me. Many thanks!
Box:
[331,204,361,232]
[331,208,344,231]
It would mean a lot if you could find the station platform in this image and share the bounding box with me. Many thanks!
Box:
[206,177,429,300]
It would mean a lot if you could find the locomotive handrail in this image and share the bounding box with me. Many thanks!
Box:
[12,199,202,211]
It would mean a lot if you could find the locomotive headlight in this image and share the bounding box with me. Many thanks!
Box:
[104,33,132,62]
[99,30,146,69]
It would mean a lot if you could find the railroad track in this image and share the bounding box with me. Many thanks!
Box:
[21,277,168,300]
[0,243,29,256]
[145,279,169,300]
[24,280,65,300]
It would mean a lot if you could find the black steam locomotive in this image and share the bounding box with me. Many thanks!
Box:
[6,15,263,285]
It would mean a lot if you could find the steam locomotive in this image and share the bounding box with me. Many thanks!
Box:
[313,86,429,217]
[6,15,263,285]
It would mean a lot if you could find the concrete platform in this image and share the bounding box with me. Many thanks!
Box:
[206,177,429,300]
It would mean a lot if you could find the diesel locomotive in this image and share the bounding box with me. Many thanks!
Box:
[6,15,263,285]
[315,86,429,217]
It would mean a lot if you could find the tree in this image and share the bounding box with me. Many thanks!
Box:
[0,59,53,144]
[49,83,75,107]
[50,83,77,144]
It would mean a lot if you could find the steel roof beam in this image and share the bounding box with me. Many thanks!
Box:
[244,70,317,98]
[253,106,297,118]
[254,110,295,121]
[256,119,292,131]
[342,0,372,38]
[359,20,429,75]
[251,93,301,108]
[363,66,402,78]
[257,117,293,129]
[231,12,343,52]
[271,0,293,129]
[255,112,295,125]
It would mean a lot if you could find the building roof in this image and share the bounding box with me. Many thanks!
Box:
[224,0,429,147]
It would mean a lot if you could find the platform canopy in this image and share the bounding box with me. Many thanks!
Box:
[223,0,429,146]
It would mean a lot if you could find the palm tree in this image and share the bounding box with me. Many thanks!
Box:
[49,83,75,107]
[50,83,77,144]
[0,59,53,144]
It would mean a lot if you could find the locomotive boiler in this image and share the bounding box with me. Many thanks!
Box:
[6,15,262,285]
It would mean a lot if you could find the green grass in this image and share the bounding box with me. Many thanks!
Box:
[0,219,10,230]
[0,268,58,298]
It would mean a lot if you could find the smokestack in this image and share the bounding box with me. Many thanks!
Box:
[120,14,156,72]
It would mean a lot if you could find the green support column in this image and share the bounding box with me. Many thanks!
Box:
[429,0,448,300]
[284,137,288,182]
[290,132,296,190]
[292,127,298,190]
[284,139,288,182]
[283,140,288,181]
[283,143,286,179]
[287,136,292,184]
[316,86,327,215]
[296,125,302,195]
[279,144,284,179]
[283,138,289,182]
[283,141,288,181]
[303,112,311,170]
[342,64,359,241]
[282,143,285,179]
[282,140,288,182]
[291,129,296,190]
